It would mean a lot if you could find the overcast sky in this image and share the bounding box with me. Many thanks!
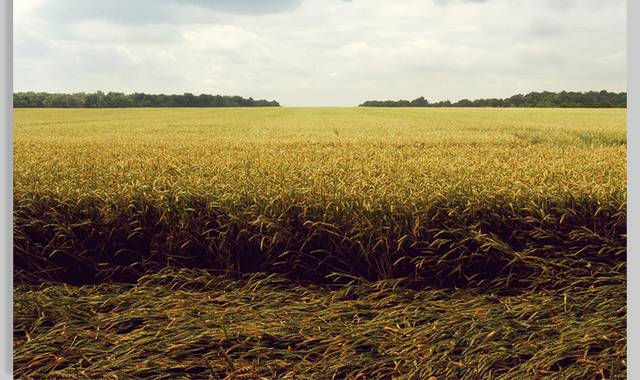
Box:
[14,0,626,106]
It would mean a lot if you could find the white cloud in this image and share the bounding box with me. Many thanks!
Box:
[14,0,626,105]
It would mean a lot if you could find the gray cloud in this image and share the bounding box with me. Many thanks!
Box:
[434,0,489,6]
[14,0,626,106]
[35,0,301,25]
[14,34,52,58]
[527,19,566,38]
[545,0,624,11]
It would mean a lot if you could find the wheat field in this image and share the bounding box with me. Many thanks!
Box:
[13,108,626,378]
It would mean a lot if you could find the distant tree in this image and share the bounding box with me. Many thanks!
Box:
[455,99,473,107]
[359,91,626,108]
[13,92,281,108]
[410,96,428,107]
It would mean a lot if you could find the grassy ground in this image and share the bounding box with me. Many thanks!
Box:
[13,108,626,378]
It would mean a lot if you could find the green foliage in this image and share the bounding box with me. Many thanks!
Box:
[360,90,627,108]
[13,91,280,108]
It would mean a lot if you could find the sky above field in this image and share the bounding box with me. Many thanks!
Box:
[14,0,626,106]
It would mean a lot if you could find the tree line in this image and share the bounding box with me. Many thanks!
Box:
[13,91,280,108]
[359,90,626,108]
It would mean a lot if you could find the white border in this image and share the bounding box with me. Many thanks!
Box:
[628,0,638,377]
[0,0,12,378]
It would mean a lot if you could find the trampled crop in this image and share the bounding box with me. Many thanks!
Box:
[13,107,627,378]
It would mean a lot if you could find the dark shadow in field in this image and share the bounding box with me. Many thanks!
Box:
[14,196,626,292]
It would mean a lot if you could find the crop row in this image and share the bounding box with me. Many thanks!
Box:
[14,108,626,289]
[14,192,625,289]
